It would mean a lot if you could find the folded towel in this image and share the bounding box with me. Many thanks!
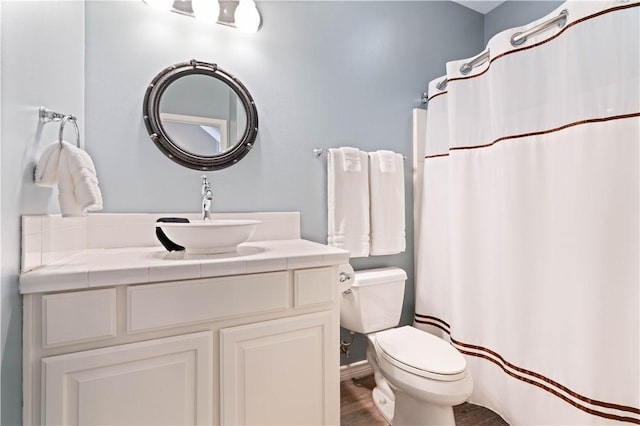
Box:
[34,141,103,217]
[376,150,397,173]
[34,143,62,187]
[59,142,103,216]
[340,147,363,172]
[369,150,405,255]
[56,149,84,217]
[327,147,370,257]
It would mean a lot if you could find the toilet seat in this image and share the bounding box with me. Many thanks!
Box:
[373,326,467,382]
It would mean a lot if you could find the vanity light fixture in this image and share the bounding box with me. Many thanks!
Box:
[142,0,261,33]
[144,0,174,12]
[192,0,220,24]
[234,0,261,33]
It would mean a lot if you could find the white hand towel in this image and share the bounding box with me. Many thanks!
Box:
[57,149,84,217]
[34,142,62,187]
[340,147,363,172]
[369,150,405,255]
[327,147,370,257]
[69,147,103,212]
[377,150,397,173]
[55,141,103,217]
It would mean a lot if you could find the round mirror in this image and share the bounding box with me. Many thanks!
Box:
[143,60,258,170]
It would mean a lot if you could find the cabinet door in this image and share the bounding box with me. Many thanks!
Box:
[220,311,339,426]
[41,331,213,425]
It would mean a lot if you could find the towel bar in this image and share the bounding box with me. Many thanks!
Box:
[313,148,407,160]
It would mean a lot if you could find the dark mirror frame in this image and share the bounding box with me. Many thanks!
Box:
[143,59,258,171]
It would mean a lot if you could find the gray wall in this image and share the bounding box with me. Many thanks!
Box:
[0,1,487,423]
[84,1,485,365]
[1,2,85,425]
[0,2,3,418]
[484,0,565,43]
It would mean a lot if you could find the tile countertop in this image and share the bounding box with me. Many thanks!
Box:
[19,239,350,295]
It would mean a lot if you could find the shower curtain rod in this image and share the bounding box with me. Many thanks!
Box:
[460,50,490,75]
[511,9,568,46]
[422,49,489,100]
[421,8,570,102]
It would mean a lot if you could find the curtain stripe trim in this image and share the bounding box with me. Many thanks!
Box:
[446,2,639,86]
[414,315,640,424]
[427,90,448,102]
[415,316,640,414]
[424,152,450,160]
[424,112,640,159]
[415,313,451,328]
[457,348,640,424]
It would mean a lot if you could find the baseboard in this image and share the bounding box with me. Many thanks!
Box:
[340,360,372,382]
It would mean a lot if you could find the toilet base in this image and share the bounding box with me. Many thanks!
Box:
[372,387,394,424]
[392,389,456,426]
[368,344,396,424]
[366,332,470,426]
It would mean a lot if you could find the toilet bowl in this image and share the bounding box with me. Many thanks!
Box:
[369,326,473,425]
[340,267,472,426]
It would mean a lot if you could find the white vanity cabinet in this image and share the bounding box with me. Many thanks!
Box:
[22,265,342,426]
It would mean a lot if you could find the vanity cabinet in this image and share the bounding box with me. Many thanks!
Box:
[23,266,341,426]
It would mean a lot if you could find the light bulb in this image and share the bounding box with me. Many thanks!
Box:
[234,0,261,33]
[192,0,220,24]
[143,0,174,12]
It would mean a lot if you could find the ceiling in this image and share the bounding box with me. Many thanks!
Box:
[452,1,506,14]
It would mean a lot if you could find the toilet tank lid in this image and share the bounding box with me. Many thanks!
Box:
[354,267,407,286]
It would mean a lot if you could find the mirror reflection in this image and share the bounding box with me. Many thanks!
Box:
[159,74,248,156]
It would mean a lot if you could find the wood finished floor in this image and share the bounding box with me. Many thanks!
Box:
[341,375,509,426]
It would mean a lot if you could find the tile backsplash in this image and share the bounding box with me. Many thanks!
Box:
[22,216,87,272]
[21,212,301,273]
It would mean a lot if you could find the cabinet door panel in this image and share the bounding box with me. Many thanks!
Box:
[42,331,213,425]
[220,311,338,425]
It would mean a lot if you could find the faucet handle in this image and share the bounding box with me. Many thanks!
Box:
[201,175,210,190]
[201,175,213,200]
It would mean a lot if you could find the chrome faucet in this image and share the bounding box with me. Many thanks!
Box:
[201,175,213,220]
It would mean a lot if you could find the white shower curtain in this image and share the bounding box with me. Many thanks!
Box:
[415,1,639,425]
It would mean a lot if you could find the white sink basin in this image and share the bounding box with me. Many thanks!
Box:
[158,219,260,254]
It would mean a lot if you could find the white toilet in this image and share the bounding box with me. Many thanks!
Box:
[340,267,473,426]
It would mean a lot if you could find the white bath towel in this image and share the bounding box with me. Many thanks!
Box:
[369,150,405,255]
[34,141,103,217]
[327,147,370,257]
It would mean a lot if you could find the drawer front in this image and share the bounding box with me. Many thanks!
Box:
[42,289,117,348]
[294,267,335,308]
[128,271,289,333]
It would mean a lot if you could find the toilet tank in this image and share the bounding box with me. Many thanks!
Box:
[340,267,407,334]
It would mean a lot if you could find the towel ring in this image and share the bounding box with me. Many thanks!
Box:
[59,115,80,148]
